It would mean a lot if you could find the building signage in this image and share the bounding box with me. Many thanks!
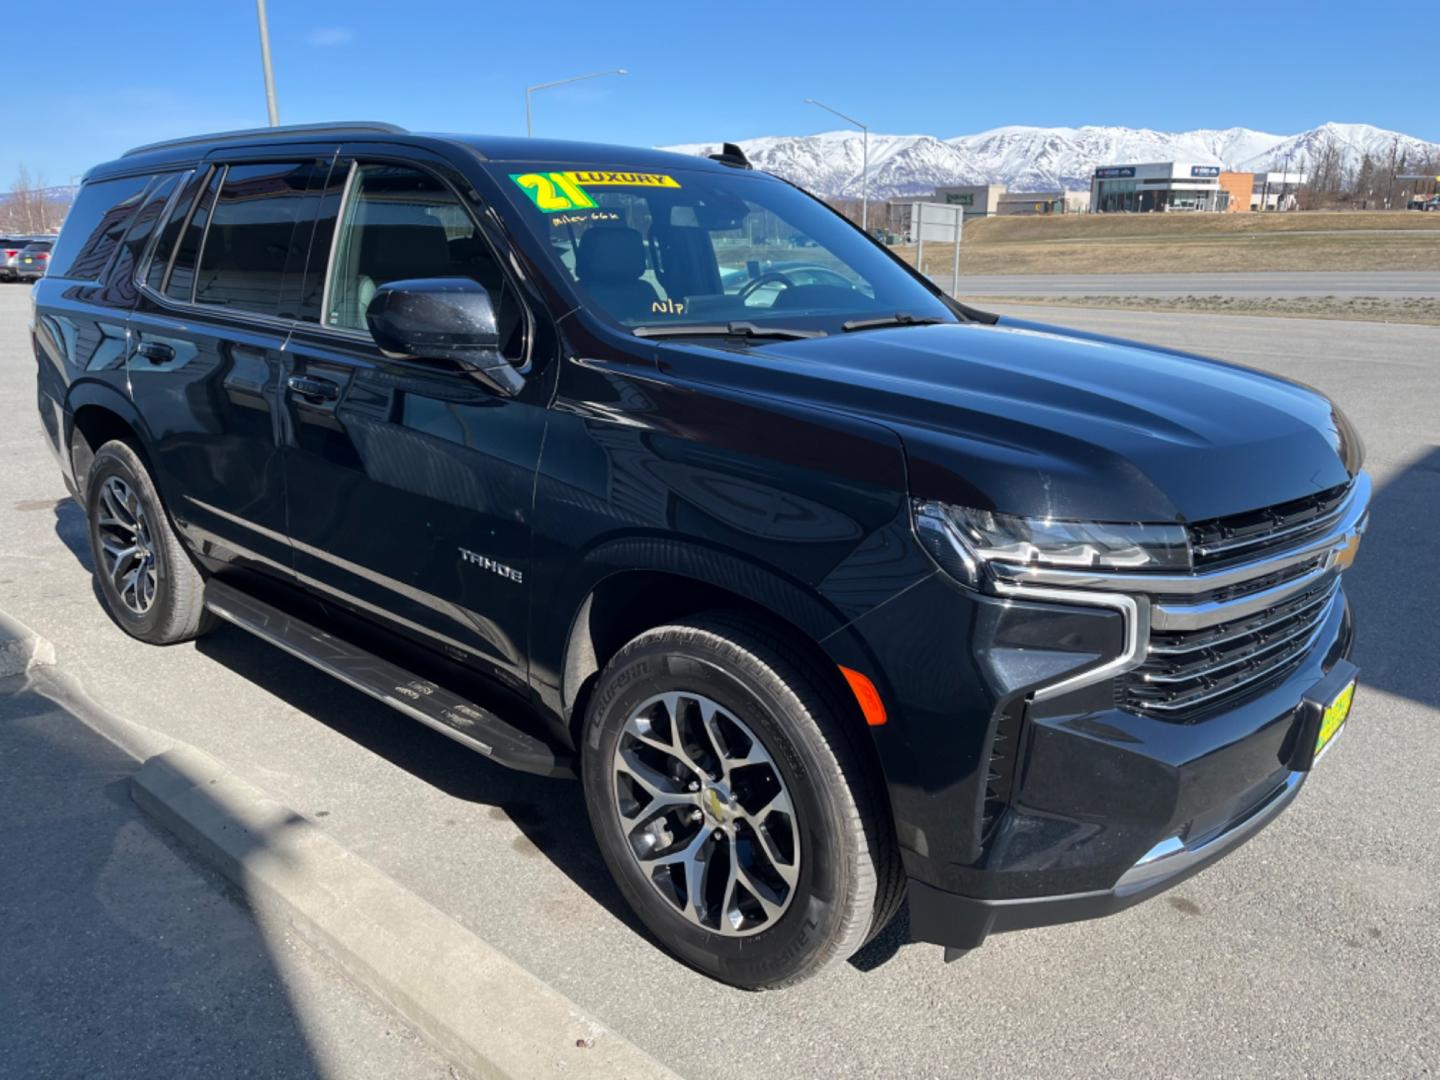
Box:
[1190,165,1221,177]
[945,193,974,206]
[1095,167,1135,179]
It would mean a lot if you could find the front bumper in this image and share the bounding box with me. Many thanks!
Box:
[901,598,1357,951]
[832,478,1366,954]
[911,766,1307,951]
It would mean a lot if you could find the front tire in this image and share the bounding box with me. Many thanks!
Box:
[581,614,901,989]
[84,440,213,645]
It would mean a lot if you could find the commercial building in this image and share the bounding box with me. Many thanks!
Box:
[1251,171,1307,211]
[929,183,1076,218]
[1217,172,1254,213]
[1090,162,1235,212]
[930,184,1002,218]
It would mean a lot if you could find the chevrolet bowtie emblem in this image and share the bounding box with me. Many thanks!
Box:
[1331,532,1361,571]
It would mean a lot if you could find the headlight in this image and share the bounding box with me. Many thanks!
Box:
[914,500,1191,587]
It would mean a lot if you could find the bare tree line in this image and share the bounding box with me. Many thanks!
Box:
[0,166,70,234]
[1296,135,1440,210]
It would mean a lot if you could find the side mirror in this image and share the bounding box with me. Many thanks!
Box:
[366,278,524,396]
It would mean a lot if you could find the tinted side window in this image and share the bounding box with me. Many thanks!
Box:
[164,167,223,302]
[98,172,184,307]
[295,161,351,323]
[326,163,526,361]
[48,174,154,281]
[194,160,330,317]
[145,168,210,294]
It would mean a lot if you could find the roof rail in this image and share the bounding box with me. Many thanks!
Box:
[122,121,409,158]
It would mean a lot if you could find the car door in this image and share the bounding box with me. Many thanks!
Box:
[279,153,546,690]
[127,150,338,582]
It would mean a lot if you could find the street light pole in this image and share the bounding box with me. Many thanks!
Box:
[255,0,280,127]
[525,69,628,137]
[804,98,869,232]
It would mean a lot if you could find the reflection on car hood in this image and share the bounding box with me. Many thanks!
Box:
[664,320,1354,522]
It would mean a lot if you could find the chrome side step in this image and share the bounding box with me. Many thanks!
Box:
[204,580,574,779]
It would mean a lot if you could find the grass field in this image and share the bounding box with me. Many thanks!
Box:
[891,211,1440,276]
[965,294,1440,326]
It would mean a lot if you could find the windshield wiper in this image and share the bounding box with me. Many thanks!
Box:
[841,312,951,333]
[632,321,826,341]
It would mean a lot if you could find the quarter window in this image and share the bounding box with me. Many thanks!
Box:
[47,174,154,282]
[164,168,223,302]
[194,161,331,316]
[326,163,526,361]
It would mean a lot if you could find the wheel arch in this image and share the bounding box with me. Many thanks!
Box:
[554,547,873,759]
[65,381,152,494]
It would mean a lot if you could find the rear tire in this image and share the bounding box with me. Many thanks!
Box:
[84,440,213,645]
[581,613,902,989]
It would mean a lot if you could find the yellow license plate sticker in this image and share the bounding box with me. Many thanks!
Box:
[1315,679,1356,758]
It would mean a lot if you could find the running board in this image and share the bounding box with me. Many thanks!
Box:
[204,580,574,779]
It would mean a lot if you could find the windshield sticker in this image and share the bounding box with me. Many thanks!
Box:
[566,171,681,189]
[511,170,682,213]
[651,298,685,315]
[551,210,621,228]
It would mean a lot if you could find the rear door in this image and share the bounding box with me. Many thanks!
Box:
[278,150,545,689]
[126,149,339,582]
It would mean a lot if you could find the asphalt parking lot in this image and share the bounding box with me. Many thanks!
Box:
[2,283,1437,1078]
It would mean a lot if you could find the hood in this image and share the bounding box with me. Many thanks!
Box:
[661,320,1357,523]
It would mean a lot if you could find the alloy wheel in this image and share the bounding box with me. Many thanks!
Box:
[96,476,158,615]
[612,691,800,936]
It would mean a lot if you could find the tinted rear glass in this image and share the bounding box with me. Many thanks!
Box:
[145,169,210,294]
[97,172,184,307]
[164,168,222,302]
[193,161,327,316]
[47,175,153,280]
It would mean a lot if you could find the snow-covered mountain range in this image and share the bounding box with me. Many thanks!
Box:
[664,122,1440,198]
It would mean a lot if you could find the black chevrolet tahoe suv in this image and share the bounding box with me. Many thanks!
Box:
[32,123,1368,989]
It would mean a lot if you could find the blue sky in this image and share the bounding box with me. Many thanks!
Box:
[4,0,1435,185]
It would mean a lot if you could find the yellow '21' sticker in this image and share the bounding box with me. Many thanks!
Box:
[510,171,681,213]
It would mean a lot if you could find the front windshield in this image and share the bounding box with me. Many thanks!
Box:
[494,163,955,333]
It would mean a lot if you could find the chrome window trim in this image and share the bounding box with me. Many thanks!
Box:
[132,169,195,290]
[989,471,1370,597]
[318,159,358,331]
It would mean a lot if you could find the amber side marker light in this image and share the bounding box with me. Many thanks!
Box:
[838,666,887,726]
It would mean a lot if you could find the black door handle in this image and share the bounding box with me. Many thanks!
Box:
[286,375,340,402]
[135,340,175,365]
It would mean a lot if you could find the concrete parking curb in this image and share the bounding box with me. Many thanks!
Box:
[132,745,678,1080]
[0,610,56,678]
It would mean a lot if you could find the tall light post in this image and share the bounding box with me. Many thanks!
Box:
[255,0,280,127]
[805,97,868,231]
[526,69,627,137]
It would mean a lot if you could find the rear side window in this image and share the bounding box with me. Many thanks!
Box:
[193,160,331,317]
[47,174,154,281]
[145,169,211,294]
[97,172,185,306]
[164,168,223,302]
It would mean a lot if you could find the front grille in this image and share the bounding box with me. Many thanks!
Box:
[1188,482,1352,569]
[1120,574,1340,719]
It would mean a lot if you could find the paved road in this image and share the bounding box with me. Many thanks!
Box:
[0,662,453,1079]
[2,284,1437,1078]
[956,270,1440,298]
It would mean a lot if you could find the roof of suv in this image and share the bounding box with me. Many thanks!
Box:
[90,121,734,182]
